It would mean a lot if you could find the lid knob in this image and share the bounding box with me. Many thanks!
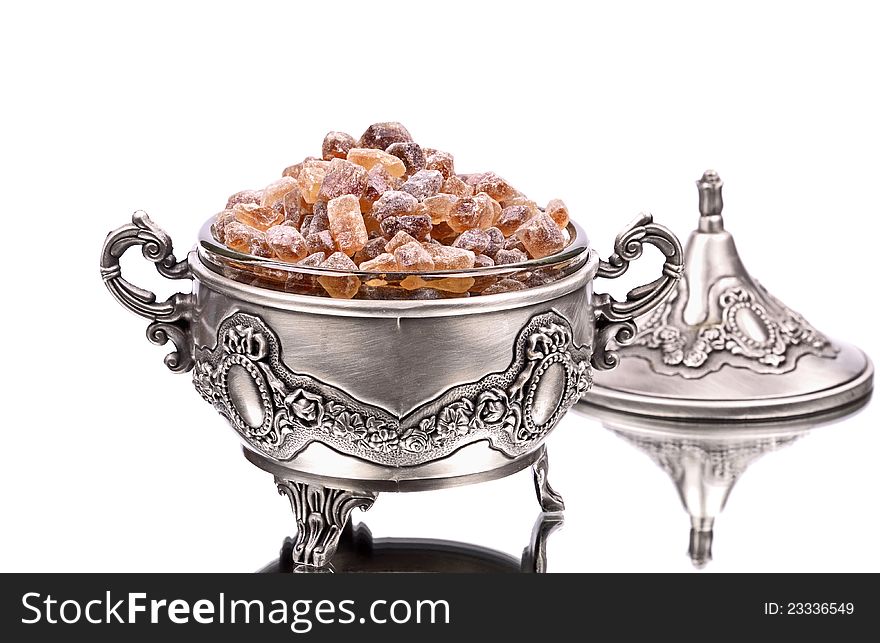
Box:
[697,170,724,232]
[688,517,714,569]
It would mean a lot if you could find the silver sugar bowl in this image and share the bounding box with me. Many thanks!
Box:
[100,211,683,568]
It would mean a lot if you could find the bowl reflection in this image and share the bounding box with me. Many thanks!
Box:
[258,512,562,573]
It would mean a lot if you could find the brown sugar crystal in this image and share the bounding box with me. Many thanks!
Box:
[447,197,481,233]
[423,193,458,224]
[425,150,454,179]
[357,121,413,150]
[306,229,336,256]
[494,248,529,265]
[400,169,444,201]
[266,225,308,262]
[358,252,399,272]
[352,236,388,265]
[317,252,361,299]
[347,148,406,178]
[379,213,432,241]
[482,278,527,295]
[483,227,504,257]
[317,158,368,202]
[452,228,491,254]
[472,192,501,229]
[372,190,419,221]
[386,142,425,177]
[361,164,396,210]
[327,194,368,256]
[282,156,317,180]
[430,221,458,242]
[261,176,299,209]
[497,205,532,236]
[545,198,569,228]
[517,213,566,259]
[233,203,284,231]
[283,190,309,228]
[322,131,356,161]
[473,253,495,267]
[211,209,235,243]
[475,172,518,202]
[423,245,475,270]
[394,241,435,272]
[384,230,419,253]
[442,175,473,198]
[226,189,263,209]
[298,159,330,204]
[306,201,329,235]
[224,221,263,253]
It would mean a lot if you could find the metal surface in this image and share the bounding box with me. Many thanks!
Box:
[576,396,871,567]
[258,513,562,573]
[593,212,685,371]
[533,447,565,513]
[275,478,377,568]
[583,170,874,420]
[192,243,598,319]
[101,211,681,478]
[193,311,592,466]
[100,210,682,568]
[99,211,194,372]
[263,445,561,569]
[243,442,545,493]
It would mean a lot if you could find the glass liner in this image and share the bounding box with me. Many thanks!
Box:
[197,219,591,299]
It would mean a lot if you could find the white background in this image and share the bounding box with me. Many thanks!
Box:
[1,0,878,572]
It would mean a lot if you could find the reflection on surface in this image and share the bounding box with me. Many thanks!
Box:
[258,512,562,573]
[613,426,799,568]
[577,399,869,568]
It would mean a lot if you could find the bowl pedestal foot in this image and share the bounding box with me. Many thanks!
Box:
[532,446,565,513]
[275,477,377,570]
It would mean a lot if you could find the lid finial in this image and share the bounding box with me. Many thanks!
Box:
[697,170,724,232]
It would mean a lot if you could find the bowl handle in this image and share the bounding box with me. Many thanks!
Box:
[100,211,194,373]
[591,212,684,371]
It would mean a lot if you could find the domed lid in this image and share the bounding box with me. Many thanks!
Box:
[584,171,873,421]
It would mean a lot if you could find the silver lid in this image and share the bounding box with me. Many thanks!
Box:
[583,171,873,420]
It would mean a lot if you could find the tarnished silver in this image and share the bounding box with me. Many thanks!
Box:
[578,398,870,567]
[583,170,874,420]
[101,211,682,567]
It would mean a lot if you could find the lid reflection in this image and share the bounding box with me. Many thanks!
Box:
[576,398,870,568]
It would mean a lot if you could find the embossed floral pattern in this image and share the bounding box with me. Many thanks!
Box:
[400,426,431,453]
[193,312,591,465]
[474,389,509,425]
[222,325,268,360]
[193,361,218,405]
[330,411,367,442]
[633,286,833,373]
[283,388,324,429]
[435,399,474,441]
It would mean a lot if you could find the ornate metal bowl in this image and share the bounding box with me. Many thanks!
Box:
[100,211,682,568]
